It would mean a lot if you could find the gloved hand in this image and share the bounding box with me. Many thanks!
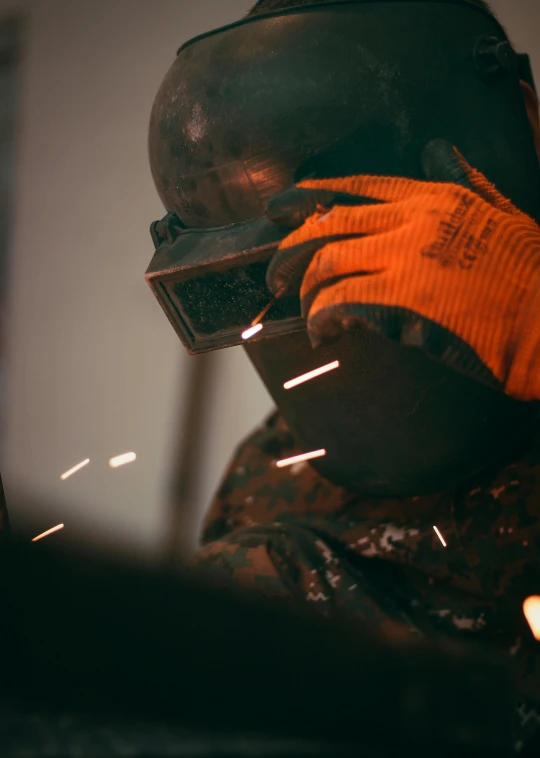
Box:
[266,139,540,401]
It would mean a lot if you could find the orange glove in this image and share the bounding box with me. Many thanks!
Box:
[266,140,540,401]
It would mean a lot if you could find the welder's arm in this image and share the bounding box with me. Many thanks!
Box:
[190,521,421,641]
[189,527,295,602]
[266,139,540,402]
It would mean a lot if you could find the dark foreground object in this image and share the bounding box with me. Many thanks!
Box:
[0,537,513,757]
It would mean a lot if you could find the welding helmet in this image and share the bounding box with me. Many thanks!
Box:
[146,0,540,496]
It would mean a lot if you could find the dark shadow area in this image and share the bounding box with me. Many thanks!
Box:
[0,531,516,758]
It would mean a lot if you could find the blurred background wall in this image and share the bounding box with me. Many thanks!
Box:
[0,0,538,564]
[0,0,272,563]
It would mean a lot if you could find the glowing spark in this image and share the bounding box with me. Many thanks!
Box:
[250,286,286,327]
[523,596,540,641]
[109,452,137,468]
[276,449,326,468]
[433,525,447,547]
[60,458,90,480]
[251,298,276,326]
[284,360,340,390]
[32,523,64,542]
[241,323,264,340]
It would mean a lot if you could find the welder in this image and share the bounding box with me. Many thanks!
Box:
[146,0,540,752]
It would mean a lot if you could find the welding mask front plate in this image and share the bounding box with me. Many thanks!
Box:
[146,216,303,352]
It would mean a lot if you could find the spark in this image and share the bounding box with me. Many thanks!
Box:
[284,360,340,389]
[523,596,540,641]
[32,523,64,542]
[250,286,286,327]
[433,525,447,547]
[241,323,264,340]
[60,458,90,480]
[109,452,137,468]
[276,449,326,468]
[251,298,276,327]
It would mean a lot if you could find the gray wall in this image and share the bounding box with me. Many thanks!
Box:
[0,0,273,562]
[0,0,538,562]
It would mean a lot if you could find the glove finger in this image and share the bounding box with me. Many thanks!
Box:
[453,148,521,215]
[305,275,394,348]
[279,199,410,251]
[269,196,415,298]
[265,185,383,229]
[266,186,340,229]
[421,139,474,190]
[266,233,353,296]
[300,229,408,308]
[306,280,503,392]
[298,174,438,203]
[267,200,409,296]
[422,139,521,215]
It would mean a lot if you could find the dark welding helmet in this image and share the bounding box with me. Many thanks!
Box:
[146,0,540,496]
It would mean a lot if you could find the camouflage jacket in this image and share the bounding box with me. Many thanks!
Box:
[192,410,540,753]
